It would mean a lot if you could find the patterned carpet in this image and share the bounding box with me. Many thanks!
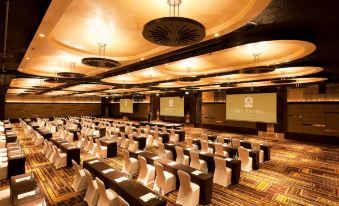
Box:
[1,125,338,206]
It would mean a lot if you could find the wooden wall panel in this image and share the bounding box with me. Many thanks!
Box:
[5,103,101,119]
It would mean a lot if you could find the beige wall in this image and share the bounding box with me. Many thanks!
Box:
[5,103,101,119]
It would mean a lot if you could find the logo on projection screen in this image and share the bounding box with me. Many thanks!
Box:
[168,98,174,107]
[244,97,253,108]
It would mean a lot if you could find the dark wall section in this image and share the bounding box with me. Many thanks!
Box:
[0,94,5,120]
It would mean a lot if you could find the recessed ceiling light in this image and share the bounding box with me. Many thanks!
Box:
[156,93,159,96]
[185,91,189,95]
[39,33,45,37]
[26,57,30,60]
[140,58,144,61]
[214,33,220,37]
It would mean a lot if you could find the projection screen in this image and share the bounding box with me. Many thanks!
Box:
[226,93,277,123]
[160,97,184,117]
[120,99,133,113]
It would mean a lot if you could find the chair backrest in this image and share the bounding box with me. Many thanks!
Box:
[138,156,147,177]
[214,142,225,156]
[96,177,106,197]
[175,146,184,161]
[201,134,208,141]
[154,161,165,184]
[214,156,225,172]
[118,196,130,206]
[72,160,80,176]
[186,137,193,148]
[95,139,101,151]
[232,139,240,147]
[158,142,165,154]
[122,150,130,166]
[217,136,224,144]
[178,170,192,193]
[84,169,94,186]
[162,127,167,133]
[189,149,199,165]
[238,147,249,160]
[200,140,209,152]
[251,142,260,151]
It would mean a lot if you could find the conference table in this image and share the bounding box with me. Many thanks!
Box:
[7,143,26,178]
[28,122,39,129]
[164,143,241,184]
[83,159,167,206]
[129,150,213,205]
[5,130,17,142]
[11,173,45,206]
[99,139,118,157]
[192,139,261,170]
[36,128,52,140]
[50,138,80,166]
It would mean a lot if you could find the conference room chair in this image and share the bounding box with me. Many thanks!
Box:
[116,196,130,206]
[122,149,139,175]
[88,137,98,155]
[161,127,167,133]
[153,161,176,195]
[145,125,151,133]
[176,170,200,206]
[0,188,10,206]
[137,156,155,185]
[251,142,264,163]
[96,177,118,206]
[154,126,159,133]
[158,142,173,160]
[136,128,142,136]
[214,142,228,157]
[95,139,108,159]
[152,131,162,147]
[186,137,198,150]
[42,139,49,154]
[66,132,74,142]
[217,136,225,144]
[49,145,58,163]
[45,142,53,159]
[232,139,241,147]
[200,140,213,153]
[34,134,44,146]
[201,134,208,141]
[84,169,100,206]
[213,156,232,187]
[116,133,123,147]
[238,147,253,172]
[189,149,207,172]
[120,134,130,149]
[145,134,154,150]
[71,160,87,192]
[170,129,179,143]
[78,134,87,150]
[127,134,139,152]
[175,146,189,165]
[55,148,67,169]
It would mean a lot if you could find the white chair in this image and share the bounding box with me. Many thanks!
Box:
[176,170,200,206]
[71,160,87,192]
[201,134,208,141]
[120,134,130,149]
[158,142,173,160]
[214,142,228,157]
[217,136,225,144]
[213,156,232,187]
[232,139,241,147]
[189,149,207,172]
[127,135,139,152]
[170,129,179,143]
[95,139,108,159]
[145,134,154,150]
[84,169,100,206]
[175,146,189,165]
[137,156,155,186]
[152,132,163,147]
[186,137,198,150]
[238,147,253,172]
[200,140,213,153]
[117,196,130,206]
[96,177,118,206]
[121,149,139,175]
[251,142,264,163]
[34,134,44,146]
[0,189,10,206]
[42,140,49,154]
[55,148,67,169]
[49,145,58,163]
[88,137,98,155]
[153,161,176,195]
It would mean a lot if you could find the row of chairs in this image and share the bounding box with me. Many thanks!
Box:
[42,140,67,169]
[122,149,201,206]
[78,136,108,159]
[71,160,129,206]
